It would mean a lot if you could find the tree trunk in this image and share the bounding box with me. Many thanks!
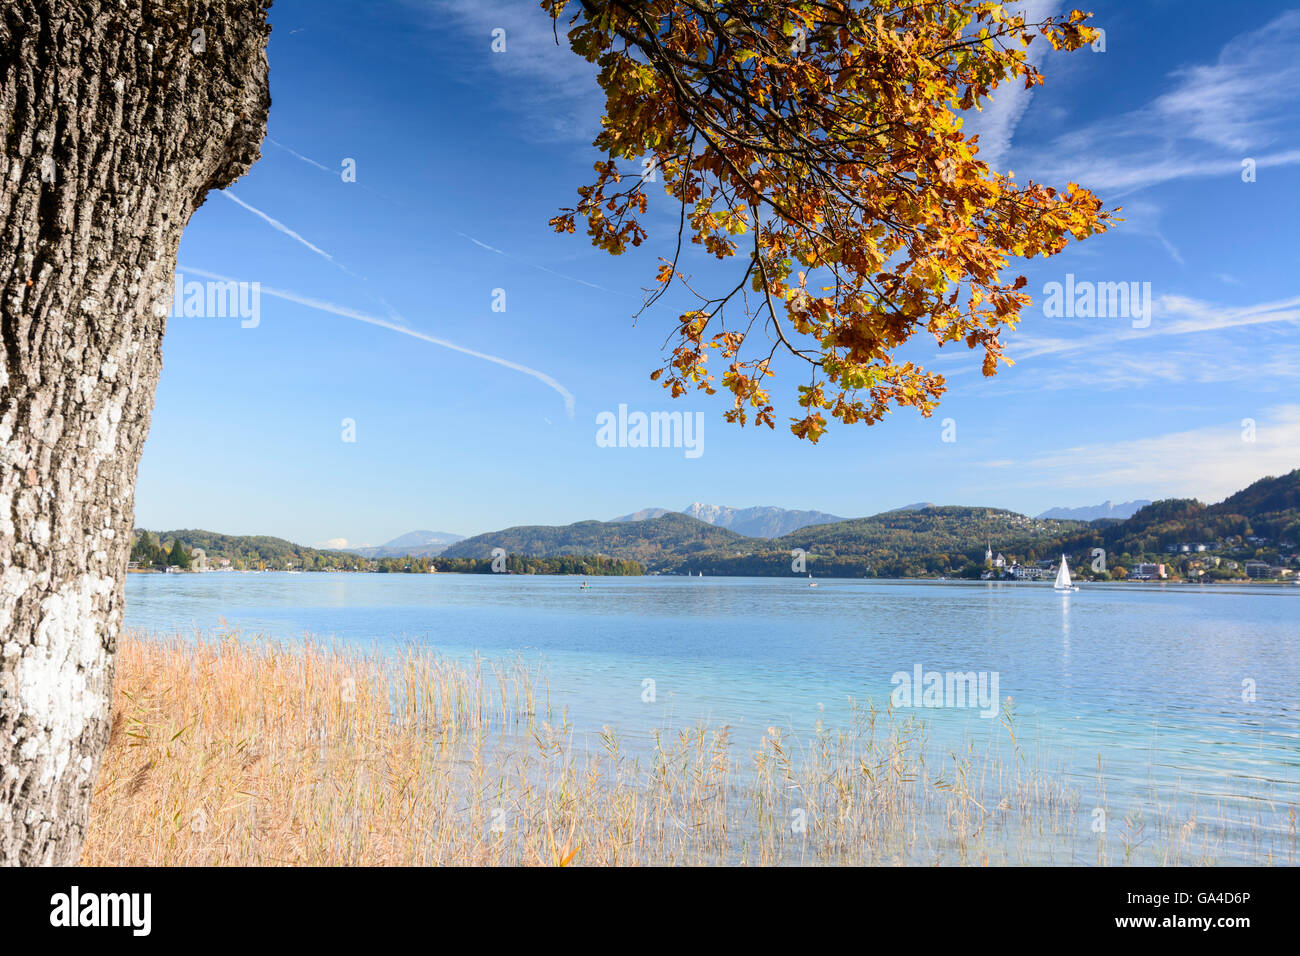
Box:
[0,1,271,865]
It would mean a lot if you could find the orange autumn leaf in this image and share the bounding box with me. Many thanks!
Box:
[545,0,1113,439]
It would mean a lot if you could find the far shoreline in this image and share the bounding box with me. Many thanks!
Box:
[126,567,1299,587]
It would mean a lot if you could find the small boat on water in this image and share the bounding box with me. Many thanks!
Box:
[807,574,818,588]
[579,581,591,590]
[1054,555,1079,592]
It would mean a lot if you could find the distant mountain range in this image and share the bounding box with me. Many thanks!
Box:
[147,469,1300,577]
[350,530,465,558]
[612,503,843,538]
[360,501,1150,558]
[612,507,674,522]
[441,470,1300,576]
[1036,500,1152,521]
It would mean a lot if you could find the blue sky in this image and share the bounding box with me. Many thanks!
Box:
[134,0,1300,548]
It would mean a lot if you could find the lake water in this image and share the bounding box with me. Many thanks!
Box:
[124,572,1299,863]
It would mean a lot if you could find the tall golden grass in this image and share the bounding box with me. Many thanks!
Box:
[82,633,1295,865]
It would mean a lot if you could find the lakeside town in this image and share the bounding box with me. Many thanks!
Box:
[977,536,1296,583]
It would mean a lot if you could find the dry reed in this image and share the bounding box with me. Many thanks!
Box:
[81,632,1295,866]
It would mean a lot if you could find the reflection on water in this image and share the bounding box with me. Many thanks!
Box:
[1061,591,1071,681]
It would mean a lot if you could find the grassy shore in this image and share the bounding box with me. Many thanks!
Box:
[82,633,1293,866]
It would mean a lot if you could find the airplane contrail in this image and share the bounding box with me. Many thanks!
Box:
[180,265,576,418]
[268,138,331,172]
[259,136,635,299]
[453,230,637,297]
[220,189,360,278]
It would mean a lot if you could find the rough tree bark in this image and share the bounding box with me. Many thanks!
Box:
[0,1,271,865]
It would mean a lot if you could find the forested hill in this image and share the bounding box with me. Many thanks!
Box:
[440,512,752,562]
[1215,468,1300,519]
[1067,469,1300,558]
[130,529,357,570]
[773,505,1085,565]
[439,470,1300,576]
[764,472,1299,575]
[439,506,1085,573]
[673,506,1087,577]
[135,469,1299,577]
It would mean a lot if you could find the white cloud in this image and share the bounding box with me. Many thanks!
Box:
[1020,10,1300,193]
[1010,292,1300,361]
[314,537,350,550]
[959,0,1061,171]
[1033,148,1300,195]
[937,291,1300,396]
[970,344,1300,394]
[410,0,602,142]
[980,406,1300,501]
[1150,11,1300,152]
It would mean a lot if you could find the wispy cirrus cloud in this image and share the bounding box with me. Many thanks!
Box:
[1032,147,1300,195]
[408,0,601,142]
[972,345,1300,394]
[976,406,1300,501]
[1150,11,1300,153]
[1009,292,1300,361]
[959,0,1061,171]
[1019,10,1300,193]
[936,290,1300,396]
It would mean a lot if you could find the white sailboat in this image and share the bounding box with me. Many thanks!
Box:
[807,573,818,588]
[1054,555,1079,592]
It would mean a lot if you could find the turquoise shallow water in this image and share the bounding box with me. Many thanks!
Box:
[124,572,1299,861]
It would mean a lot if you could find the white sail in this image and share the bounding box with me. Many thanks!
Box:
[1054,555,1072,589]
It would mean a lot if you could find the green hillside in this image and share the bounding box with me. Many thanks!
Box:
[439,505,1087,576]
[441,512,753,563]
[133,469,1300,580]
[778,506,1083,562]
[440,471,1300,578]
[130,529,358,571]
[1087,470,1300,557]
